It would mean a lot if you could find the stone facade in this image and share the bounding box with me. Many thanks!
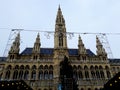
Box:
[0,6,120,90]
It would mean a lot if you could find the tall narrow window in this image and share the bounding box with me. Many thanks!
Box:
[31,70,36,80]
[59,33,63,47]
[19,70,23,79]
[5,70,11,80]
[13,70,18,80]
[39,71,44,80]
[24,70,29,80]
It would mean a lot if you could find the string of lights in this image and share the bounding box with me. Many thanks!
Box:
[2,28,120,58]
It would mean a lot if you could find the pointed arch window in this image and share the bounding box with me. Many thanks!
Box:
[91,71,96,79]
[84,66,89,79]
[78,71,83,79]
[59,33,63,47]
[31,70,36,80]
[19,70,23,79]
[100,71,105,79]
[5,70,11,80]
[44,71,48,80]
[39,71,44,80]
[49,71,53,80]
[96,71,100,79]
[33,55,38,60]
[13,70,18,80]
[10,55,14,59]
[105,66,111,78]
[85,71,89,79]
[24,70,29,80]
[106,71,111,78]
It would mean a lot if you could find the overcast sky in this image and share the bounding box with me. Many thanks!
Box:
[0,0,120,58]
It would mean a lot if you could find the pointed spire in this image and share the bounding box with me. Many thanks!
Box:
[58,4,61,10]
[56,5,65,25]
[54,5,67,49]
[96,36,107,56]
[78,35,84,45]
[9,33,20,54]
[78,35,86,54]
[32,33,41,53]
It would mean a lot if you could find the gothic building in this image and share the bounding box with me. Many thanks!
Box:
[0,6,120,90]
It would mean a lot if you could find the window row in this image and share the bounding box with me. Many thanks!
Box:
[6,65,54,70]
[4,70,53,80]
[73,70,111,80]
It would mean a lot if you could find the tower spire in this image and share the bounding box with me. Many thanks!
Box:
[56,5,65,25]
[9,33,20,54]
[32,33,41,53]
[8,33,20,60]
[54,6,67,49]
[31,33,41,60]
[96,36,107,56]
[78,35,87,55]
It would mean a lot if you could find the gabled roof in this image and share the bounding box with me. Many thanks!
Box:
[20,48,95,56]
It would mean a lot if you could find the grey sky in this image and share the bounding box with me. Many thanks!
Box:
[0,0,120,58]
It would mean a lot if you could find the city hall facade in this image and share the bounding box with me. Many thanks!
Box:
[0,6,120,90]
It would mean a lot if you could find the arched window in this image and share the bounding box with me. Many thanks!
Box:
[31,70,36,80]
[6,65,12,69]
[20,65,24,69]
[78,65,82,70]
[78,71,83,79]
[100,71,105,79]
[105,66,111,78]
[10,55,14,59]
[90,66,95,79]
[44,65,48,70]
[13,70,18,80]
[39,71,43,80]
[14,65,19,69]
[44,71,48,80]
[106,71,111,78]
[73,71,77,80]
[24,70,29,80]
[96,71,100,79]
[19,70,23,79]
[33,55,38,60]
[49,71,53,80]
[85,71,89,79]
[59,33,63,47]
[25,65,30,69]
[49,65,53,70]
[91,71,96,79]
[32,65,37,69]
[84,66,89,79]
[99,66,104,79]
[5,70,11,80]
[39,65,43,70]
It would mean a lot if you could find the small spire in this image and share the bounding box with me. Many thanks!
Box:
[96,36,102,46]
[96,35,107,56]
[37,33,40,38]
[56,5,65,25]
[32,33,41,54]
[58,4,61,10]
[78,35,86,54]
[9,33,20,54]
